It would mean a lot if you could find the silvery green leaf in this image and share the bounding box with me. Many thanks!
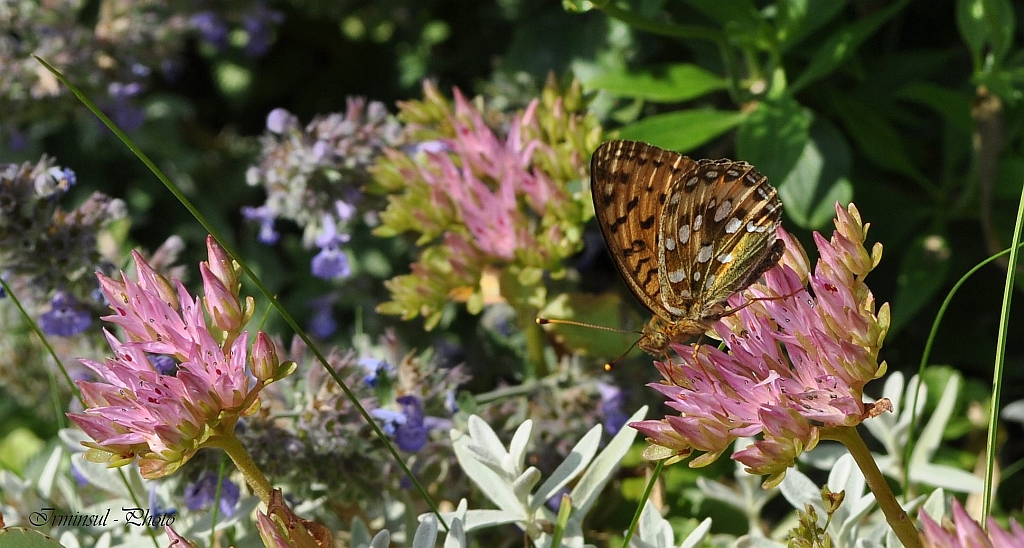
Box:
[571,406,647,515]
[779,467,822,519]
[630,500,673,547]
[350,517,372,548]
[735,535,785,548]
[453,429,521,514]
[910,373,958,465]
[466,415,512,463]
[464,444,507,475]
[412,514,438,548]
[512,467,542,501]
[827,455,875,541]
[182,495,261,536]
[920,488,947,522]
[442,517,466,548]
[436,509,522,531]
[529,424,601,512]
[536,523,587,548]
[1002,399,1024,424]
[506,420,533,475]
[35,446,64,500]
[369,530,391,548]
[908,463,983,493]
[696,477,745,509]
[678,517,712,548]
[68,453,135,500]
[57,530,83,548]
[797,440,847,471]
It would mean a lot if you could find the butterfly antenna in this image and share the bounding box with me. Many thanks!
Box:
[603,337,641,372]
[535,317,634,334]
[535,317,643,371]
[724,288,804,316]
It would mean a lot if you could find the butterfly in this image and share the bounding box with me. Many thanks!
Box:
[590,140,784,356]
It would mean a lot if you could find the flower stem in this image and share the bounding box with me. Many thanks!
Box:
[211,431,273,505]
[824,426,920,548]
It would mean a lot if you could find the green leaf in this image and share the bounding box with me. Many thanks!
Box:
[616,109,745,153]
[778,0,851,51]
[586,63,726,102]
[538,292,640,359]
[0,529,65,548]
[735,97,812,183]
[790,0,911,93]
[831,94,931,186]
[776,121,854,229]
[996,153,1024,200]
[890,234,952,337]
[683,0,758,24]
[956,0,1016,67]
[896,83,974,134]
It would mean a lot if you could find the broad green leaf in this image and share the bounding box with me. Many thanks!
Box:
[996,153,1024,199]
[790,0,911,93]
[683,0,758,24]
[586,64,726,102]
[537,292,640,359]
[0,529,65,548]
[832,94,930,185]
[896,83,973,133]
[778,0,851,51]
[776,120,853,229]
[735,97,811,183]
[616,109,745,153]
[956,0,1016,67]
[890,234,952,337]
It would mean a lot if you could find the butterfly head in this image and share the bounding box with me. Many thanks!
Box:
[638,315,712,356]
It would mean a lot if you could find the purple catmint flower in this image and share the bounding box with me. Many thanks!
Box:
[241,205,280,245]
[311,219,352,280]
[265,108,297,134]
[357,357,392,387]
[184,472,239,517]
[39,290,92,337]
[597,382,628,435]
[307,295,338,339]
[190,12,229,50]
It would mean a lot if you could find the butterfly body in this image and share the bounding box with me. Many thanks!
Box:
[590,140,784,356]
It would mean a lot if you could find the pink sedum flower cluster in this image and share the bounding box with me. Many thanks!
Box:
[631,203,891,488]
[68,237,275,479]
[919,499,1024,548]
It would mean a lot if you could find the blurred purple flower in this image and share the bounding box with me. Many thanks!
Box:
[184,471,239,517]
[148,355,177,376]
[357,357,393,387]
[148,483,176,524]
[311,219,352,280]
[104,82,145,132]
[265,108,297,134]
[190,12,229,50]
[241,3,284,57]
[307,295,337,339]
[39,290,92,336]
[370,395,451,452]
[597,382,628,435]
[241,204,280,244]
